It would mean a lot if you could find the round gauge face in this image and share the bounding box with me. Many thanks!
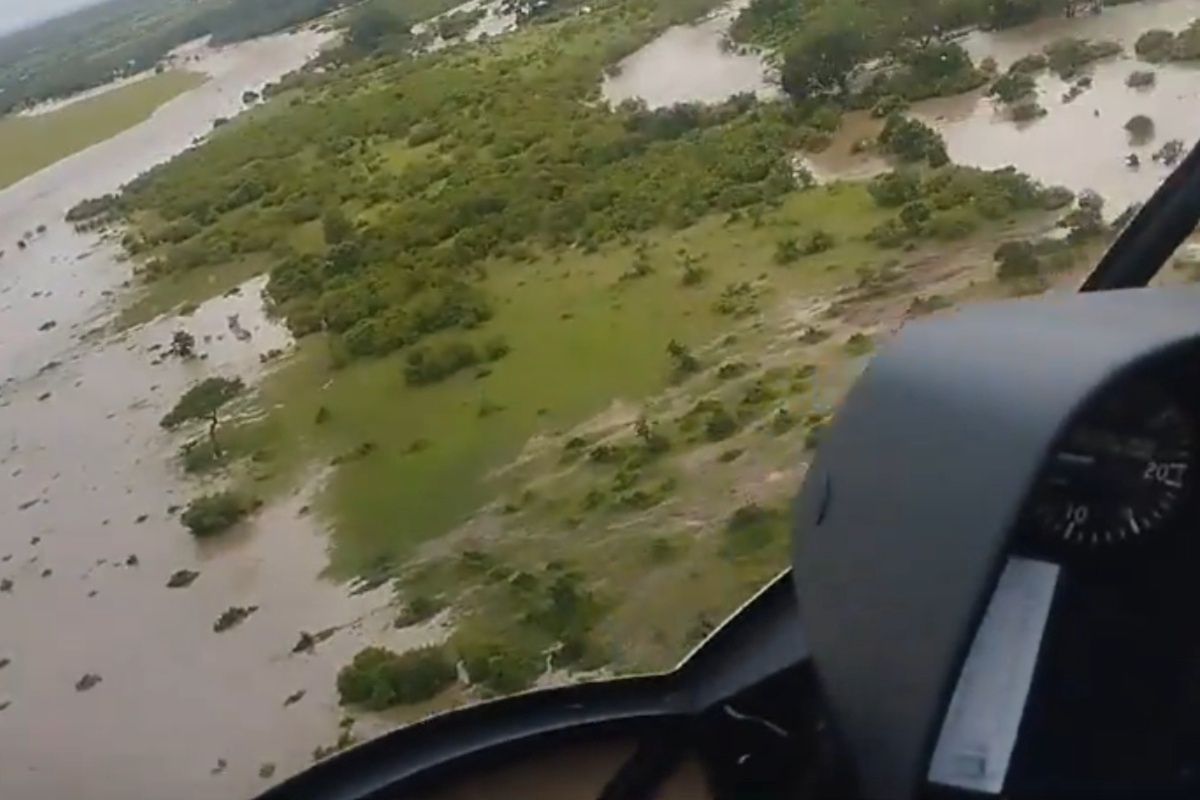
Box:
[1032,383,1196,548]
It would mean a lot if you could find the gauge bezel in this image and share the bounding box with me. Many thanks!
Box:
[1017,363,1200,564]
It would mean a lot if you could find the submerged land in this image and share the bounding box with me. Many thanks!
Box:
[2,0,1199,793]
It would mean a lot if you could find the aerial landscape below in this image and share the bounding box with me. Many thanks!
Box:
[1,0,1199,797]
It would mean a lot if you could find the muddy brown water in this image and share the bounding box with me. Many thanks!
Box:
[600,0,780,108]
[2,2,1199,798]
[0,29,442,800]
[913,0,1200,216]
[609,0,1198,215]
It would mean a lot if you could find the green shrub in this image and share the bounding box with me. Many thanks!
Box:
[771,408,798,434]
[181,491,252,537]
[722,504,784,557]
[870,94,908,119]
[1124,114,1155,141]
[867,218,910,248]
[395,595,446,627]
[704,405,738,441]
[907,294,953,316]
[716,361,748,380]
[844,333,874,356]
[987,72,1035,104]
[179,439,228,474]
[458,639,542,696]
[802,229,834,255]
[899,200,932,232]
[927,209,978,240]
[667,339,701,376]
[408,121,444,146]
[1009,53,1048,74]
[1043,37,1121,79]
[878,115,949,165]
[994,240,1040,280]
[773,236,801,265]
[740,379,776,407]
[1041,186,1075,210]
[1126,69,1156,88]
[718,447,744,462]
[1010,101,1046,122]
[868,170,920,208]
[1135,29,1175,62]
[404,336,508,386]
[336,646,456,710]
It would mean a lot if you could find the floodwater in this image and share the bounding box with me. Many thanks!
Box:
[601,0,779,108]
[416,0,518,52]
[913,0,1200,214]
[0,28,437,800]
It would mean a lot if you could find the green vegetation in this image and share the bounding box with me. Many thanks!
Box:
[101,18,803,366]
[877,115,949,166]
[1125,114,1155,143]
[337,646,457,709]
[457,635,544,695]
[722,504,787,558]
[732,0,1103,109]
[0,71,204,189]
[1010,100,1047,122]
[113,19,1055,583]
[988,71,1036,105]
[1126,69,1156,88]
[90,0,1082,701]
[865,164,1070,249]
[436,6,487,40]
[1135,21,1200,63]
[1042,37,1122,78]
[161,377,245,456]
[181,491,253,536]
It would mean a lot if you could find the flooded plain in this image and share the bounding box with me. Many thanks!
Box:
[914,0,1200,215]
[2,1,1200,798]
[607,0,1198,215]
[601,0,779,108]
[0,28,439,800]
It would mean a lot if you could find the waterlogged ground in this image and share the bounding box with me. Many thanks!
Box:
[0,28,438,800]
[601,0,779,108]
[915,0,1200,214]
[2,1,1200,797]
[607,0,1198,214]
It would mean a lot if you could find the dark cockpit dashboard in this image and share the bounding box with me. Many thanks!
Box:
[992,346,1200,799]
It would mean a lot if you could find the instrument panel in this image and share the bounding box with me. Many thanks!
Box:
[1019,361,1200,561]
[999,348,1200,798]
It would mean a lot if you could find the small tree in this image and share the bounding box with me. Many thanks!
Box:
[161,377,245,456]
[1124,114,1155,143]
[337,646,456,710]
[774,237,801,265]
[994,240,1040,280]
[666,339,700,377]
[988,72,1035,105]
[634,416,670,454]
[322,208,353,246]
[169,330,196,359]
[181,491,251,537]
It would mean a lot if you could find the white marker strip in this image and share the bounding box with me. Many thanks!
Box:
[927,557,1060,795]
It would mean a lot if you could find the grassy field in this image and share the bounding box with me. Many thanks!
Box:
[0,70,205,189]
[244,184,892,574]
